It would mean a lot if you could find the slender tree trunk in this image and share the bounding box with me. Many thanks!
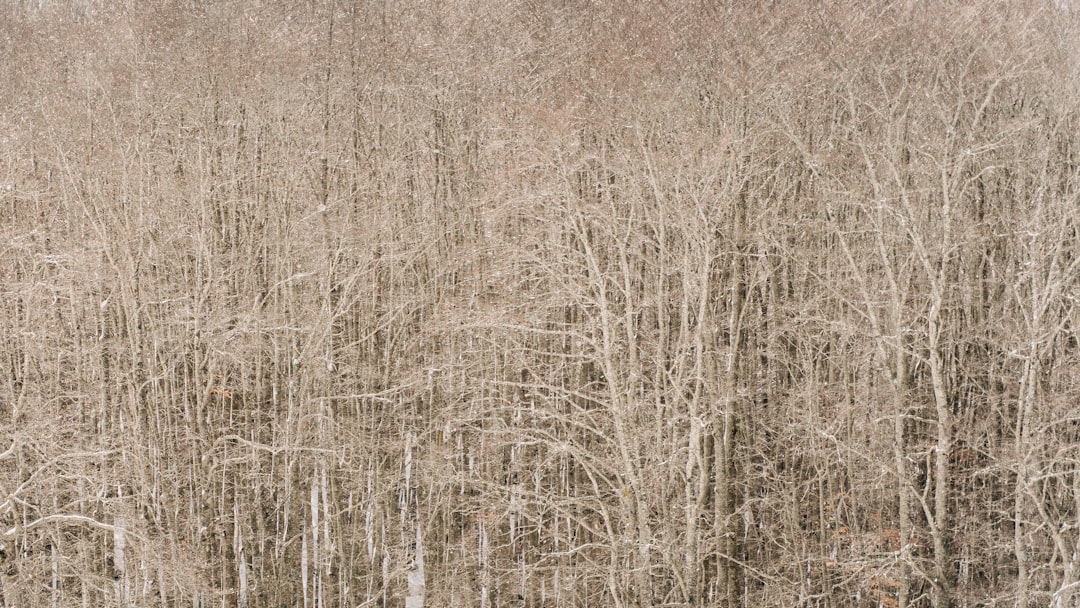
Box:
[928,321,952,608]
[718,191,747,608]
[893,349,912,608]
[1014,348,1039,608]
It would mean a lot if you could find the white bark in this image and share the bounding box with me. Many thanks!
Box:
[311,473,322,608]
[236,499,248,608]
[113,515,126,603]
[302,532,309,608]
[405,521,426,608]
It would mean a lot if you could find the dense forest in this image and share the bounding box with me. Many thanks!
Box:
[2,1,1079,607]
